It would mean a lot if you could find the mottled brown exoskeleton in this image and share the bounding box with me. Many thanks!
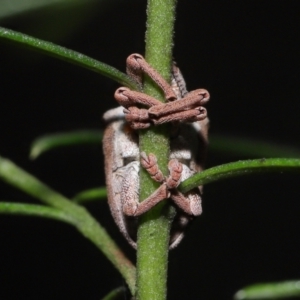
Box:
[103,54,209,249]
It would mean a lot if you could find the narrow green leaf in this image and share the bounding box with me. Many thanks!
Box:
[180,158,300,193]
[0,26,138,89]
[73,187,107,203]
[0,155,79,210]
[30,130,103,159]
[234,280,300,300]
[0,202,76,224]
[0,155,136,292]
[210,135,300,158]
[101,286,126,300]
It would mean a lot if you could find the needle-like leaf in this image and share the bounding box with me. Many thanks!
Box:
[0,202,75,223]
[73,187,107,203]
[234,280,300,300]
[101,286,126,300]
[30,130,103,159]
[0,26,138,89]
[0,155,136,292]
[180,158,300,193]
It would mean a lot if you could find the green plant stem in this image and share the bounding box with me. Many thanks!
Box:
[136,0,177,299]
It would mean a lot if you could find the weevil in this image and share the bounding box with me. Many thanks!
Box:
[103,54,209,249]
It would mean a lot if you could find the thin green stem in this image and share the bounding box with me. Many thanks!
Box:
[136,0,177,299]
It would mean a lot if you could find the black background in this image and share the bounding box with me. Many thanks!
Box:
[0,1,300,299]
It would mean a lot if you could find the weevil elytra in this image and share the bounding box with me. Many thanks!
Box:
[103,54,209,249]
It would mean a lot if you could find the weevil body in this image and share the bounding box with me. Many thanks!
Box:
[103,108,208,248]
[103,54,209,249]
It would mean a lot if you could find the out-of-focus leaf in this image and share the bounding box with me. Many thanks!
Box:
[30,130,103,159]
[101,286,126,300]
[210,135,300,158]
[73,187,107,204]
[0,0,103,43]
[180,158,300,193]
[0,154,78,210]
[0,0,97,19]
[0,202,76,224]
[234,280,300,299]
[0,26,138,89]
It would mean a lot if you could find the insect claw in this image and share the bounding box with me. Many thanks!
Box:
[127,53,177,101]
[140,152,165,183]
[166,159,182,189]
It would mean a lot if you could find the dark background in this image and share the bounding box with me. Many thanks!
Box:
[0,1,300,299]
